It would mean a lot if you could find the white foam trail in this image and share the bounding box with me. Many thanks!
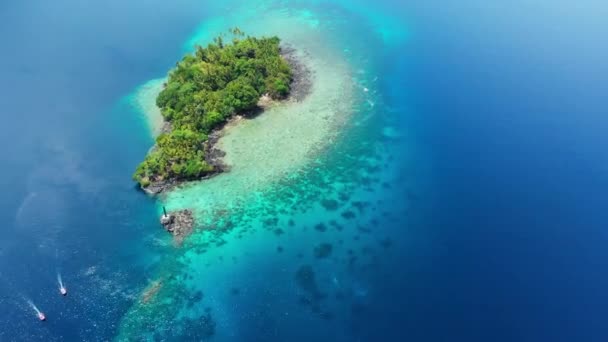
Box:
[26,300,42,315]
[57,273,64,289]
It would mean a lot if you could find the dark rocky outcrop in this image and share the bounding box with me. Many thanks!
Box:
[160,209,195,245]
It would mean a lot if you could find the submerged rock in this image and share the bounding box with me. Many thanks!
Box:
[141,279,163,304]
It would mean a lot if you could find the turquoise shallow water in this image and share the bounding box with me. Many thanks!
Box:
[116,1,426,340]
[3,0,606,340]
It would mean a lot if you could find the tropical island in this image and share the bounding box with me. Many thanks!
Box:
[133,28,293,194]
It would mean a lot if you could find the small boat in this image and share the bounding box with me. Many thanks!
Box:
[60,286,67,296]
[37,312,46,321]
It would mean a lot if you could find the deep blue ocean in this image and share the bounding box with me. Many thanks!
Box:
[1,1,607,341]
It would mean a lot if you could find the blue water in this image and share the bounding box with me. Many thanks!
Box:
[1,1,607,341]
[0,1,207,339]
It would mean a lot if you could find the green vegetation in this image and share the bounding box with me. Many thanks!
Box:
[133,29,292,188]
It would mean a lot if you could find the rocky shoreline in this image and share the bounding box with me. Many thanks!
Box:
[141,44,313,196]
[281,44,313,102]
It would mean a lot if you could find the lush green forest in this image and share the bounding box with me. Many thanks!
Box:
[133,30,292,188]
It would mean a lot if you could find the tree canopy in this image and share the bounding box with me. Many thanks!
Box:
[133,30,292,187]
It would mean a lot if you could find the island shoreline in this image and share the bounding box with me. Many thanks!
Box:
[140,43,313,197]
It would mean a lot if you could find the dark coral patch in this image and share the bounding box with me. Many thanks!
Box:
[321,199,339,211]
[263,217,279,227]
[329,220,344,231]
[352,201,370,213]
[294,265,324,300]
[314,223,327,232]
[191,291,204,303]
[313,243,333,259]
[341,210,356,220]
[338,192,350,202]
